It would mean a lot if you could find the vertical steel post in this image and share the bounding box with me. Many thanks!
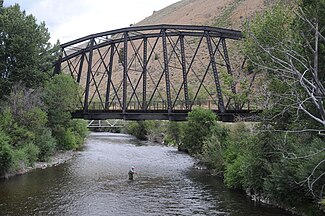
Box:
[221,38,236,95]
[142,38,148,110]
[84,38,94,114]
[162,29,172,113]
[105,44,115,109]
[206,32,225,113]
[123,32,128,113]
[180,35,189,110]
[77,53,85,83]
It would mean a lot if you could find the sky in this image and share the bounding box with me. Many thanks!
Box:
[4,0,180,44]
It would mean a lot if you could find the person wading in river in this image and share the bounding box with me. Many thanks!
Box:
[128,166,135,180]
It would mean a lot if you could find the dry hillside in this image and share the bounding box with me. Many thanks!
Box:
[64,0,276,110]
[136,0,273,107]
[137,0,268,29]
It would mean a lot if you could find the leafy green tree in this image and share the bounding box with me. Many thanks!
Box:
[0,84,48,148]
[0,4,59,98]
[44,74,87,150]
[0,129,13,175]
[125,121,148,140]
[181,108,217,155]
[22,143,39,166]
[200,123,228,172]
[164,121,184,146]
[242,1,325,211]
[44,74,80,127]
[34,128,56,161]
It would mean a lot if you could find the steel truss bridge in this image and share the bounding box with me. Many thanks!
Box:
[54,24,257,121]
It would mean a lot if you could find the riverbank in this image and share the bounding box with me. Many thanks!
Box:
[0,132,299,215]
[0,150,76,179]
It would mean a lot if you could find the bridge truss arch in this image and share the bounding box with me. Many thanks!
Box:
[54,24,244,121]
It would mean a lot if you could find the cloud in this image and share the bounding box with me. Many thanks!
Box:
[4,0,180,43]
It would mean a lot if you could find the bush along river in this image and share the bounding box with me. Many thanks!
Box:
[0,132,297,215]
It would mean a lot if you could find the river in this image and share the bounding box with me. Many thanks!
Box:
[0,132,296,215]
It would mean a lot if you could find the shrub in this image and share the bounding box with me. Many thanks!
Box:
[22,143,40,167]
[125,121,148,140]
[0,130,14,175]
[69,119,88,147]
[44,74,79,127]
[35,128,56,161]
[145,120,166,143]
[200,123,228,171]
[54,126,78,150]
[11,148,28,171]
[181,108,217,155]
[19,107,48,131]
[223,124,268,192]
[164,121,184,146]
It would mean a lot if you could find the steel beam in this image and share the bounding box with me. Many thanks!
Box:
[55,25,250,121]
[206,32,225,113]
[221,38,236,95]
[179,35,189,110]
[105,44,115,109]
[142,37,148,110]
[84,39,94,114]
[162,29,172,113]
[123,32,128,113]
[60,24,242,48]
[77,53,85,83]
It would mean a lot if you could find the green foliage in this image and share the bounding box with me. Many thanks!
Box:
[0,4,88,176]
[125,121,148,140]
[22,143,40,167]
[0,130,13,175]
[20,107,48,130]
[242,4,294,70]
[44,74,87,150]
[264,136,325,203]
[124,120,169,143]
[69,119,89,147]
[296,0,325,81]
[240,3,325,212]
[223,124,261,189]
[164,121,184,146]
[51,126,74,150]
[200,123,228,171]
[34,128,56,162]
[0,4,59,98]
[181,108,217,155]
[11,147,29,171]
[219,69,250,108]
[62,128,78,150]
[44,74,80,127]
[145,120,166,143]
[50,120,87,151]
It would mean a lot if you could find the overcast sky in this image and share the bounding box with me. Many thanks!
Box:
[4,0,180,44]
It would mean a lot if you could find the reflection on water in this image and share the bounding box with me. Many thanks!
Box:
[0,132,295,216]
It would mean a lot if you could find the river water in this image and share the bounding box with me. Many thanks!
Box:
[0,132,295,216]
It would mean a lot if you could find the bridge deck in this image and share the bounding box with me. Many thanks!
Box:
[72,109,261,122]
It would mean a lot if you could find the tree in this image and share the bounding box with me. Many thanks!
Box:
[44,74,80,127]
[243,1,325,207]
[44,74,87,150]
[0,4,59,98]
[244,2,325,128]
[181,108,217,154]
[0,129,13,175]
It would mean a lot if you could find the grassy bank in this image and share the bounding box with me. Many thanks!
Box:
[124,108,325,216]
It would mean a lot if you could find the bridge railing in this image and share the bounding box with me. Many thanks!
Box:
[87,100,222,111]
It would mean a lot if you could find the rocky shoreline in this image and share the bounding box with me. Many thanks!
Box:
[0,151,75,179]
